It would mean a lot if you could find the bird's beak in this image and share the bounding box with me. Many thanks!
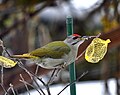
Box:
[80,36,89,40]
[80,33,101,41]
[81,35,98,40]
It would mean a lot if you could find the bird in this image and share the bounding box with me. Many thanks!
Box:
[12,34,89,69]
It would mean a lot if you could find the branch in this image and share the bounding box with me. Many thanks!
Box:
[57,71,88,95]
[86,0,108,19]
[17,60,50,95]
[20,74,30,95]
[0,83,7,94]
[19,79,42,95]
[0,66,4,85]
[4,83,15,95]
[9,84,16,95]
[0,1,55,39]
[17,61,45,95]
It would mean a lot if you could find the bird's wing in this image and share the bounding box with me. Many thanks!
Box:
[30,41,71,59]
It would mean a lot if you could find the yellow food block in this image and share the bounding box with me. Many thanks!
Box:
[0,56,17,68]
[85,38,111,63]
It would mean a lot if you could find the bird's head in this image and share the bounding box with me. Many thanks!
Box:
[64,34,88,48]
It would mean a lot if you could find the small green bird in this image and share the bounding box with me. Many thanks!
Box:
[12,34,88,69]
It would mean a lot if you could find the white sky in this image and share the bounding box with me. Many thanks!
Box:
[71,0,99,9]
[39,0,101,20]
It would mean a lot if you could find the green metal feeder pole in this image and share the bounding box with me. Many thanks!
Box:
[66,16,76,95]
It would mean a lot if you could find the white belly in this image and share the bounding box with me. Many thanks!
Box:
[65,49,77,65]
[35,48,78,69]
[37,58,64,69]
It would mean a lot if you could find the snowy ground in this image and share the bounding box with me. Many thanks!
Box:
[22,79,116,95]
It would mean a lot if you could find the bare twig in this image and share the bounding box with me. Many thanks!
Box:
[32,77,45,95]
[0,1,55,39]
[2,46,11,57]
[9,83,16,95]
[4,83,16,95]
[20,74,30,95]
[0,83,7,94]
[18,61,52,95]
[5,85,13,95]
[33,65,46,95]
[57,71,88,95]
[0,66,4,85]
[0,40,43,94]
[35,65,39,75]
[0,39,11,57]
[17,61,45,95]
[87,33,101,38]
[45,84,51,95]
[17,60,45,85]
[76,50,86,61]
[0,39,3,46]
[17,60,48,95]
[18,62,32,79]
[19,79,42,95]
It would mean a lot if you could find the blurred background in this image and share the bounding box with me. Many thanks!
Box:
[0,0,120,95]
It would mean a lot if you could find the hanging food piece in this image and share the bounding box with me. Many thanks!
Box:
[85,38,111,63]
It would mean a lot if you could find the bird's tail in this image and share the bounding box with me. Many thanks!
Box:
[11,54,37,59]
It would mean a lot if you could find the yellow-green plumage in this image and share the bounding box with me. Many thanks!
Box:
[13,41,71,59]
[30,41,71,58]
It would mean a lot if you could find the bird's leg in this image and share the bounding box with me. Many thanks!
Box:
[54,68,62,77]
[61,64,66,69]
[53,62,67,77]
[42,62,67,85]
[47,68,57,85]
[52,62,67,77]
[61,61,68,69]
[47,67,62,85]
